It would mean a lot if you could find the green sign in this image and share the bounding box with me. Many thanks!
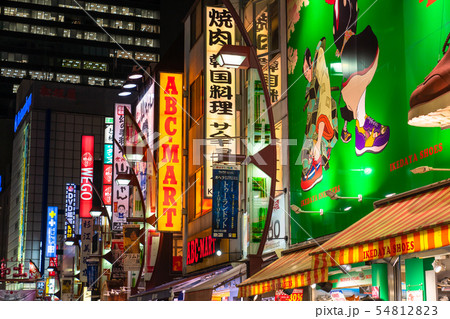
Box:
[287,0,450,244]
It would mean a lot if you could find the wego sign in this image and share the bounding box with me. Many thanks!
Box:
[80,135,94,218]
[158,73,183,232]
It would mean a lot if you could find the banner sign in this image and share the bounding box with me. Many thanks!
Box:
[146,232,160,276]
[86,259,99,291]
[80,218,93,282]
[123,224,141,271]
[80,135,94,218]
[45,206,58,258]
[275,289,304,301]
[111,239,126,279]
[112,104,132,231]
[264,194,287,253]
[212,165,239,239]
[103,117,114,215]
[104,144,113,164]
[18,124,29,262]
[204,6,236,198]
[64,183,77,240]
[158,73,183,232]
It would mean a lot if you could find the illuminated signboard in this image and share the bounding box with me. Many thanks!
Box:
[205,6,236,197]
[46,206,58,258]
[80,136,94,218]
[64,183,77,240]
[0,175,2,192]
[112,104,131,231]
[18,124,29,262]
[103,117,114,214]
[158,73,183,232]
[14,93,32,132]
[186,235,218,265]
[104,144,113,164]
[102,164,112,205]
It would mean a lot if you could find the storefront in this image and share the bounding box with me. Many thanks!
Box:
[237,247,327,301]
[310,180,450,301]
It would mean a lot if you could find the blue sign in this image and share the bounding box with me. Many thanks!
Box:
[14,93,32,132]
[212,166,240,239]
[86,259,99,291]
[46,206,58,258]
[64,184,77,240]
[104,144,113,164]
[0,175,2,192]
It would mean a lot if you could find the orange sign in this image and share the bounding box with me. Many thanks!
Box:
[158,73,183,232]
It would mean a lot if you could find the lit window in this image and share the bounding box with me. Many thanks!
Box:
[62,59,81,69]
[88,77,106,86]
[116,50,133,59]
[109,79,125,87]
[56,73,80,84]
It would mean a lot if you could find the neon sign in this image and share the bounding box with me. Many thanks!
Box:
[14,93,32,132]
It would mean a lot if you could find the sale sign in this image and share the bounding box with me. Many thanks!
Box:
[80,136,94,218]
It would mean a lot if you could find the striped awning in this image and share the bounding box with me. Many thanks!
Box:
[311,184,450,269]
[237,248,328,298]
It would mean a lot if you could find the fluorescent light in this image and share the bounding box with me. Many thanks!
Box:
[118,91,132,96]
[123,83,137,89]
[344,206,352,211]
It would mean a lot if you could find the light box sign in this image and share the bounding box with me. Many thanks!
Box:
[204,6,236,198]
[287,0,450,244]
[158,73,183,232]
[212,165,240,239]
[46,206,58,258]
[80,218,93,282]
[104,144,113,164]
[103,117,114,215]
[80,135,94,218]
[186,235,218,265]
[18,124,29,262]
[112,104,131,231]
[64,183,77,240]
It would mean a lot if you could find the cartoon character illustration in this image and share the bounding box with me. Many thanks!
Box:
[325,0,390,155]
[409,32,450,127]
[301,38,339,191]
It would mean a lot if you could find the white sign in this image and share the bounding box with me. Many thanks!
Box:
[264,194,286,253]
[204,6,236,198]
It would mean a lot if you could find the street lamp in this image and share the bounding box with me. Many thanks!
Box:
[411,166,450,174]
[326,190,363,202]
[290,204,324,216]
[65,235,81,246]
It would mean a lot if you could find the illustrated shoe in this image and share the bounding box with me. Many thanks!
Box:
[340,128,352,143]
[409,33,450,128]
[301,158,323,191]
[355,115,390,156]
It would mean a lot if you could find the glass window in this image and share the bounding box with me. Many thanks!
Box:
[188,168,212,221]
[189,72,204,127]
[88,77,106,86]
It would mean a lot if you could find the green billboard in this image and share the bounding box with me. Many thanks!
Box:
[288,0,450,244]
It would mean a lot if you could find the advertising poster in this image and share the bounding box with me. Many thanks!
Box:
[112,104,132,231]
[123,224,141,271]
[204,6,236,198]
[212,165,240,239]
[158,73,183,232]
[330,290,347,302]
[287,0,450,244]
[407,289,424,301]
[86,259,99,291]
[111,239,126,280]
[263,194,287,253]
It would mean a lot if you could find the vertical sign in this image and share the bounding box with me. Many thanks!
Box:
[80,135,94,218]
[212,165,240,238]
[112,104,131,231]
[80,218,93,282]
[103,117,114,215]
[158,73,183,232]
[64,183,77,240]
[18,124,29,262]
[122,224,141,271]
[205,6,236,198]
[45,206,58,258]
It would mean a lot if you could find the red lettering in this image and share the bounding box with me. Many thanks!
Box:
[164,96,177,115]
[161,144,179,163]
[165,76,179,95]
[194,238,198,263]
[429,146,434,155]
[411,241,415,250]
[164,208,176,227]
[438,143,443,152]
[165,117,177,135]
[163,166,177,185]
[163,187,176,205]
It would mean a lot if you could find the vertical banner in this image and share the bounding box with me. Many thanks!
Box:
[80,218,93,282]
[64,183,77,240]
[212,165,240,238]
[80,135,94,218]
[86,259,99,291]
[112,104,131,231]
[146,232,160,276]
[205,6,236,198]
[122,224,141,271]
[158,73,183,232]
[111,239,126,279]
[45,206,58,258]
[103,117,114,223]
